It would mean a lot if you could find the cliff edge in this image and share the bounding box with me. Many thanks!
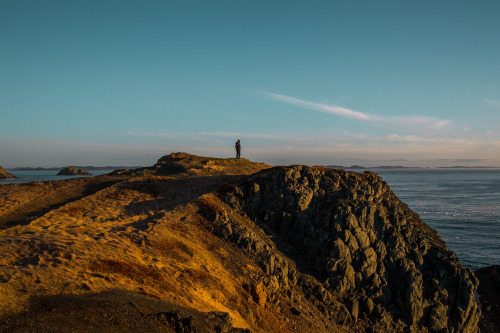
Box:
[201,165,481,332]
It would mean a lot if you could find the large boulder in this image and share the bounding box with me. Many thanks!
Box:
[0,166,16,179]
[210,165,481,332]
[57,167,92,176]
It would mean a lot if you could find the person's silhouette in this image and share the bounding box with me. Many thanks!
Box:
[235,139,241,159]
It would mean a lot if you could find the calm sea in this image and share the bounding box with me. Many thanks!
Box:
[1,169,498,270]
[0,170,112,184]
[375,169,500,270]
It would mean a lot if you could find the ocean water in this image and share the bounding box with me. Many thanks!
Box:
[376,169,500,270]
[0,170,112,184]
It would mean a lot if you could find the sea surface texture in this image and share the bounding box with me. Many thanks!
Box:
[0,170,110,184]
[377,169,500,270]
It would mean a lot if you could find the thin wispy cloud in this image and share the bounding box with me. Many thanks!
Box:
[126,130,312,143]
[266,92,371,120]
[386,134,474,144]
[374,115,451,131]
[483,98,500,108]
[266,92,452,132]
[199,132,281,140]
[126,131,173,138]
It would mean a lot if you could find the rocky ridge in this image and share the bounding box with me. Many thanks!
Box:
[112,152,270,177]
[200,165,481,332]
[0,166,16,179]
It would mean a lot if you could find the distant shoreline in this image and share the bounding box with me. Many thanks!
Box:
[7,165,500,172]
[7,166,144,172]
[327,165,500,170]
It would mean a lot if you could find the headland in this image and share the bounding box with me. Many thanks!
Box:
[0,153,495,332]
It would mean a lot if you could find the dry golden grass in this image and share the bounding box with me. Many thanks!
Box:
[0,156,339,332]
[157,152,271,177]
[0,167,280,331]
[0,175,124,227]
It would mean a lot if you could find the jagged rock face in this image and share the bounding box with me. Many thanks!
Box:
[0,166,16,179]
[217,165,481,332]
[57,167,92,176]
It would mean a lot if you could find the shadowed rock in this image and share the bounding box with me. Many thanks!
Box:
[475,265,500,333]
[0,290,250,333]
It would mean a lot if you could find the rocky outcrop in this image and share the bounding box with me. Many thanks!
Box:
[0,166,16,179]
[201,165,481,332]
[57,167,92,176]
[112,152,270,177]
[199,193,353,332]
[154,152,271,176]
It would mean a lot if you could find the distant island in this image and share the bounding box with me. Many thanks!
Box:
[8,166,143,172]
[325,165,500,170]
[326,165,411,170]
[7,164,500,172]
[57,167,92,176]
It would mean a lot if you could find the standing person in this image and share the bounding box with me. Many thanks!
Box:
[235,139,241,159]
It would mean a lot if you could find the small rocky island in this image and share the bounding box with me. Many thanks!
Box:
[0,166,16,179]
[57,167,92,176]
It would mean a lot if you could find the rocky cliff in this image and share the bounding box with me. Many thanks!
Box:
[57,167,92,176]
[0,166,16,179]
[201,165,481,332]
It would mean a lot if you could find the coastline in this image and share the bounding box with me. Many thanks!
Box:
[0,154,496,332]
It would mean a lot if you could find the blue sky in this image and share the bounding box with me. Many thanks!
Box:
[1,1,500,167]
